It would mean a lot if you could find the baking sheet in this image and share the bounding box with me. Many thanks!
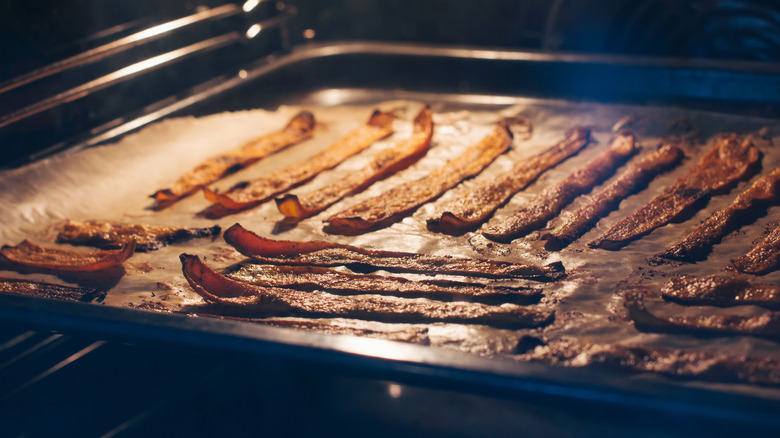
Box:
[1,94,779,396]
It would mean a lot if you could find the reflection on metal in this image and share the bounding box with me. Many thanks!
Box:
[243,0,261,13]
[388,383,403,399]
[246,24,263,39]
[0,32,241,129]
[303,29,316,39]
[0,4,242,95]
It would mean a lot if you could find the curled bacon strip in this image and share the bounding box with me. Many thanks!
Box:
[657,167,780,263]
[56,220,221,252]
[591,134,760,250]
[151,111,315,207]
[228,264,541,305]
[482,132,637,243]
[223,223,564,281]
[542,143,683,250]
[181,254,554,329]
[276,107,433,220]
[0,240,135,272]
[661,275,780,309]
[0,276,105,302]
[728,219,780,275]
[204,110,395,211]
[427,127,591,235]
[324,122,514,235]
[624,289,780,341]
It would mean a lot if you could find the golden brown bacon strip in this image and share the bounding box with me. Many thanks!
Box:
[56,220,221,252]
[657,167,780,263]
[228,264,541,305]
[276,107,433,220]
[591,134,760,250]
[181,254,554,329]
[542,144,683,250]
[151,111,315,207]
[624,290,780,341]
[223,223,565,281]
[0,240,135,272]
[661,275,780,309]
[324,122,514,235]
[0,276,105,302]
[427,127,591,235]
[523,340,780,386]
[482,132,638,243]
[728,220,780,275]
[204,110,395,210]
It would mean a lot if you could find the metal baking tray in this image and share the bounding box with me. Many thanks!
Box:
[2,42,780,431]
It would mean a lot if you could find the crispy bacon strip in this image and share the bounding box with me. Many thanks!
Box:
[324,122,514,235]
[228,264,541,305]
[591,134,760,250]
[657,167,780,263]
[661,275,780,309]
[223,223,564,281]
[542,144,683,250]
[204,110,395,210]
[0,276,105,302]
[56,220,221,252]
[276,107,433,220]
[0,240,135,272]
[181,254,553,329]
[523,340,780,386]
[624,290,780,341]
[482,132,638,243]
[427,127,591,235]
[151,111,315,207]
[728,220,780,275]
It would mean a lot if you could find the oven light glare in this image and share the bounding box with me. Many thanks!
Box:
[238,69,248,79]
[246,24,262,39]
[388,384,402,399]
[243,0,260,12]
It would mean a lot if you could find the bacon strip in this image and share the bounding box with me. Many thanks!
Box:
[523,340,780,386]
[427,127,591,235]
[276,107,433,220]
[542,144,683,250]
[624,290,780,341]
[0,276,105,302]
[661,275,780,309]
[482,132,638,243]
[323,122,514,235]
[181,254,554,329]
[228,264,541,305]
[0,240,135,272]
[151,111,315,207]
[657,167,780,263]
[56,220,221,252]
[728,220,780,275]
[223,223,565,281]
[591,134,760,250]
[204,110,394,211]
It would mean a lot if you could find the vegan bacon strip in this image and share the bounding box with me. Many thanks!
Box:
[204,110,395,210]
[591,134,760,250]
[276,107,433,220]
[0,240,135,272]
[181,254,554,329]
[323,122,514,235]
[56,220,221,252]
[542,143,683,250]
[657,167,780,263]
[728,220,780,275]
[624,290,780,341]
[228,264,541,305]
[0,277,105,302]
[661,275,780,309]
[427,127,591,235]
[151,110,315,207]
[482,132,638,243]
[223,223,564,281]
